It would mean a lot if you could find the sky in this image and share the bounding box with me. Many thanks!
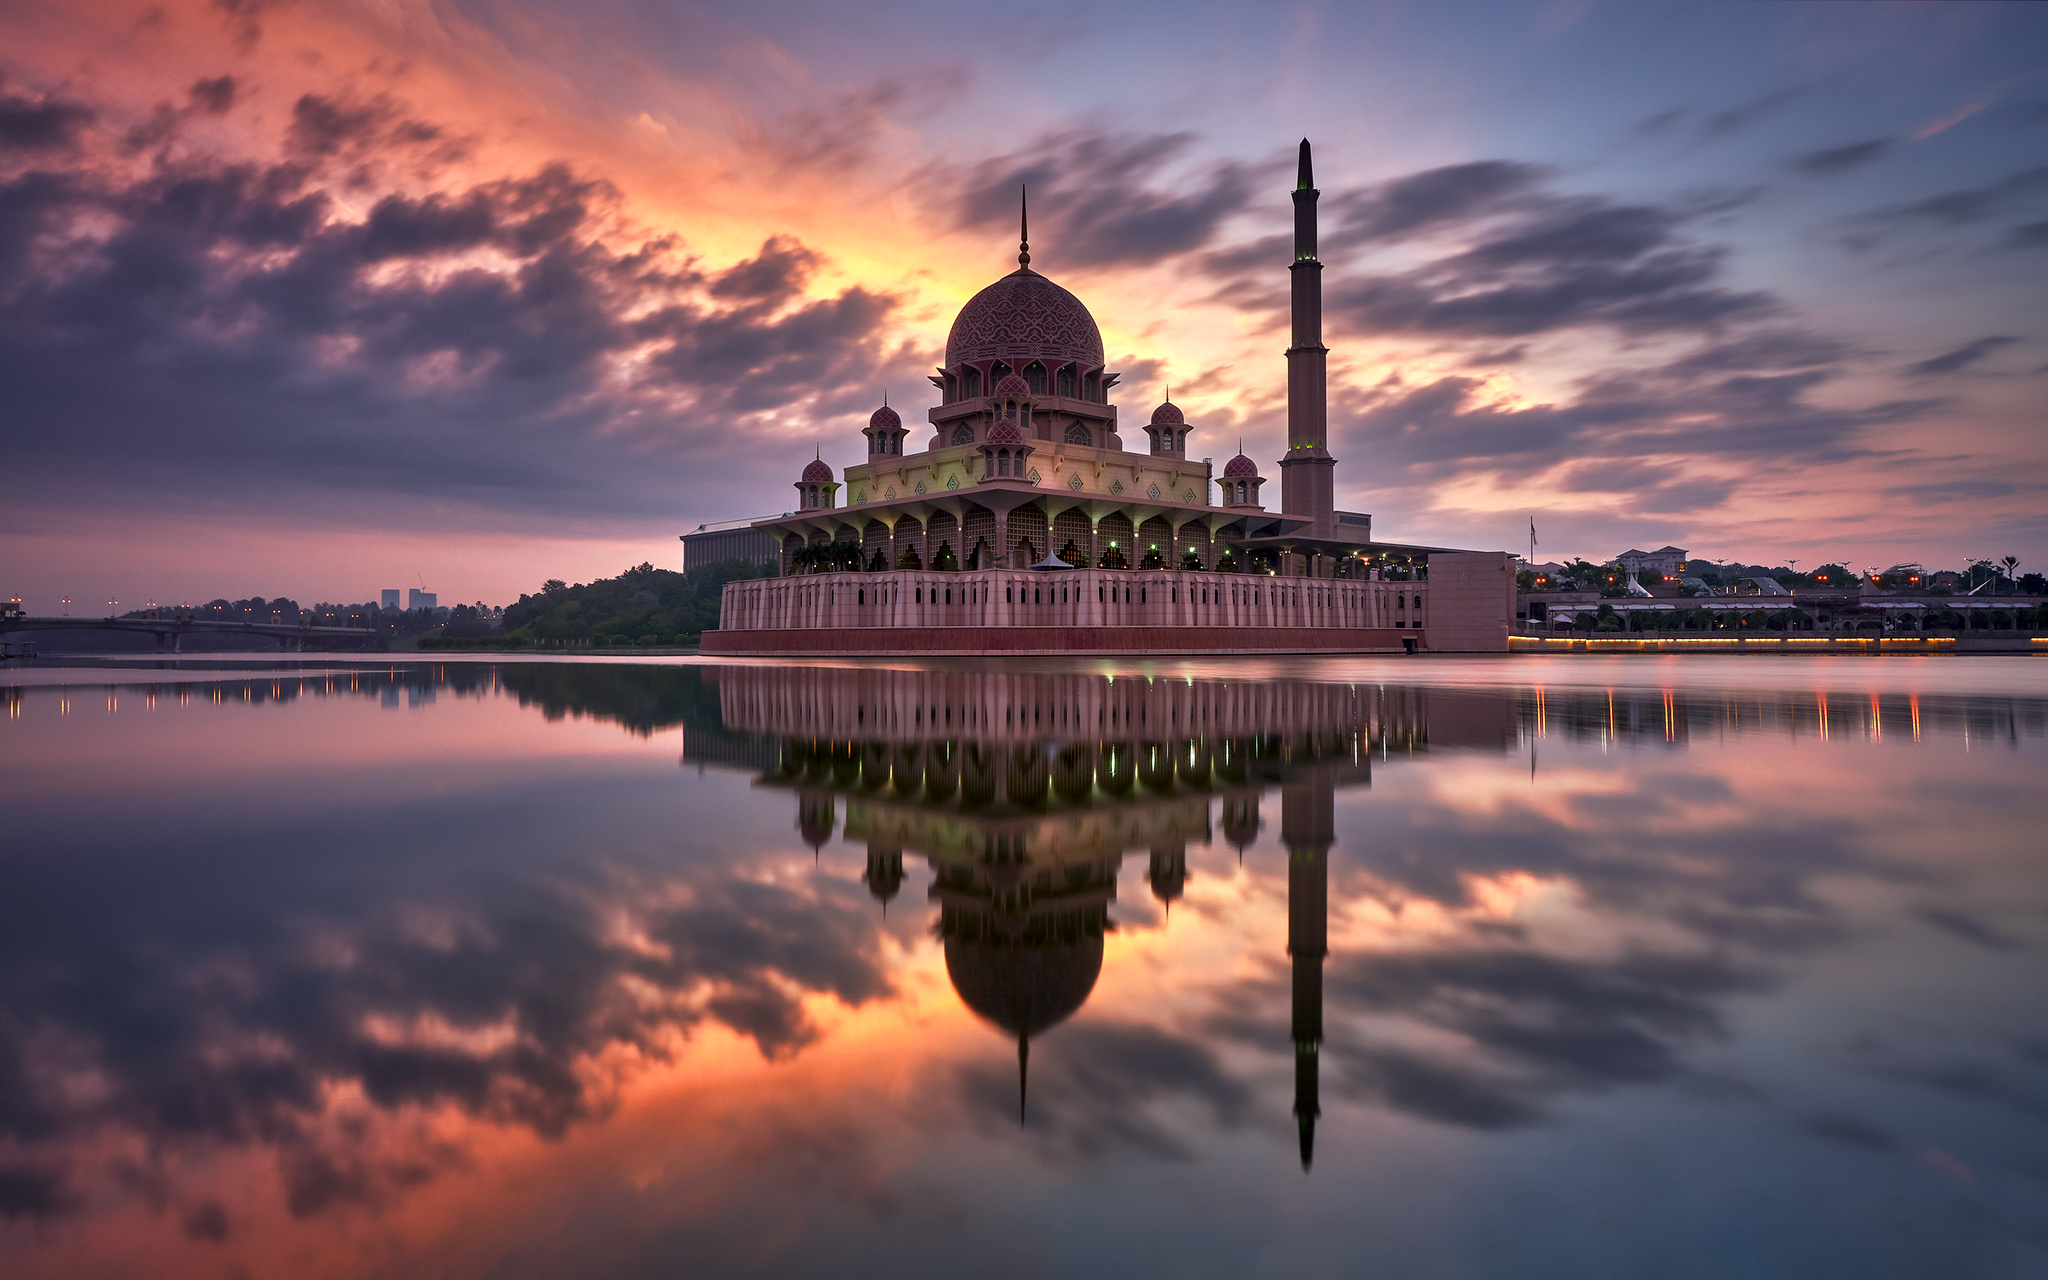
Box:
[1,0,2045,608]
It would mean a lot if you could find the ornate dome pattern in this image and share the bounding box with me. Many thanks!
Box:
[946,269,1104,370]
[868,404,901,430]
[1149,400,1184,426]
[987,417,1025,445]
[801,457,834,482]
[992,373,1032,398]
[1223,453,1260,478]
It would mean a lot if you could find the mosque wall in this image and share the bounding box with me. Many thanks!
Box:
[713,569,1438,640]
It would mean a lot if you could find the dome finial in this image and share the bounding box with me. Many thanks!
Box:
[1165,384,1171,403]
[882,389,888,408]
[1018,185,1030,269]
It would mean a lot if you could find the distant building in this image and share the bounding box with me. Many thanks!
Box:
[408,589,437,611]
[680,518,780,573]
[381,589,401,611]
[1616,546,1688,577]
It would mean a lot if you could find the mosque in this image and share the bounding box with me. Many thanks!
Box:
[701,141,1514,656]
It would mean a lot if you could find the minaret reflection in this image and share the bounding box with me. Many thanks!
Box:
[685,668,1507,1154]
[1282,774,1332,1170]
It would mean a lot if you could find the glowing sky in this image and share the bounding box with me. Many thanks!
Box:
[2,0,2044,606]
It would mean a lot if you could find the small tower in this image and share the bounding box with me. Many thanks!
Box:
[1218,448,1266,510]
[796,790,836,854]
[863,841,904,910]
[797,454,837,511]
[863,400,907,458]
[1145,393,1188,458]
[1148,840,1189,910]
[989,372,1037,440]
[1221,795,1260,859]
[979,414,1035,482]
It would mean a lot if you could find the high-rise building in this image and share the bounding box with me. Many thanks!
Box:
[408,589,437,611]
[381,589,401,611]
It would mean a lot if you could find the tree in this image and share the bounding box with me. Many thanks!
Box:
[1559,558,1601,589]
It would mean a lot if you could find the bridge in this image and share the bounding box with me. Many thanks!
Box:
[0,615,388,653]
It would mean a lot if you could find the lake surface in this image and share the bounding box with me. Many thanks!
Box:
[3,655,2045,1279]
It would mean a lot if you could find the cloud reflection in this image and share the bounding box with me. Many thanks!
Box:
[0,661,2043,1275]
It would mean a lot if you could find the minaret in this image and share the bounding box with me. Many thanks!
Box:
[1279,138,1336,542]
[1282,771,1332,1170]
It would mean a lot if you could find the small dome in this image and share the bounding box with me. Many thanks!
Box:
[801,457,834,483]
[1149,400,1184,426]
[869,404,901,431]
[992,373,1032,398]
[987,418,1025,445]
[1223,453,1259,479]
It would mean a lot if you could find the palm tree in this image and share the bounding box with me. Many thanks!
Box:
[2002,556,2019,594]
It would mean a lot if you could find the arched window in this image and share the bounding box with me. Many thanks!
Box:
[1056,364,1077,397]
[998,450,1012,476]
[1065,422,1091,446]
[1025,362,1047,395]
[962,366,982,398]
[952,423,974,446]
[991,361,1011,386]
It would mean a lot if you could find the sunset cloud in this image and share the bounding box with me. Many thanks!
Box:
[0,0,2042,602]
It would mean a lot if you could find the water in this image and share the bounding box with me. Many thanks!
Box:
[2,655,2045,1279]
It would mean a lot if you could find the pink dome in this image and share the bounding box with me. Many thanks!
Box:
[1222,453,1259,479]
[987,418,1025,445]
[1149,400,1184,426]
[801,458,834,483]
[991,373,1032,398]
[868,404,901,430]
[946,269,1104,370]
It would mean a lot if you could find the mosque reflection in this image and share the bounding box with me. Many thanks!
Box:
[683,666,1519,1165]
[4,659,2046,1261]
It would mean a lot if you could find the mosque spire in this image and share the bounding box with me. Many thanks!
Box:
[1281,136,1335,539]
[1018,185,1031,270]
[1018,1033,1030,1125]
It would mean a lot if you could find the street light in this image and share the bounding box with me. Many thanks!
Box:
[60,596,71,616]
